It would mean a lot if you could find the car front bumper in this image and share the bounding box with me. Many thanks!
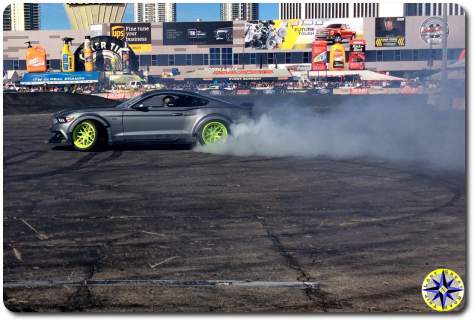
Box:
[48,119,71,144]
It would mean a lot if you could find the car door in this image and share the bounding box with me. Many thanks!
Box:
[122,93,199,142]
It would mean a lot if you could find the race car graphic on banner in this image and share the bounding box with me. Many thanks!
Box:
[375,17,406,47]
[244,19,363,50]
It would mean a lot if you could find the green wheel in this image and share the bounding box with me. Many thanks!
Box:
[72,120,98,151]
[198,120,229,145]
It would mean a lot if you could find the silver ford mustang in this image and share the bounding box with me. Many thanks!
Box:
[49,90,252,151]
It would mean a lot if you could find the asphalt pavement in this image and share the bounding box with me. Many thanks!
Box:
[3,112,465,312]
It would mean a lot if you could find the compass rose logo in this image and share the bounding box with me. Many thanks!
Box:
[422,268,464,312]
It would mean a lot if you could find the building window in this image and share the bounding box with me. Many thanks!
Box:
[151,55,158,66]
[267,53,274,65]
[395,50,401,61]
[233,53,239,65]
[413,50,419,61]
[186,54,192,65]
[168,55,175,66]
[203,54,209,65]
[376,50,383,62]
[285,52,291,64]
[209,48,220,65]
[221,48,232,66]
[303,52,310,63]
[12,60,19,70]
[250,53,256,64]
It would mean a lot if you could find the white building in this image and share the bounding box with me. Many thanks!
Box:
[220,3,259,21]
[279,2,465,19]
[134,3,176,23]
[3,3,40,31]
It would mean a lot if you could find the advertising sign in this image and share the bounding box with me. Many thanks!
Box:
[244,19,363,50]
[163,22,233,45]
[74,36,138,72]
[329,43,346,70]
[420,17,449,46]
[349,39,365,70]
[375,17,405,47]
[110,23,152,53]
[21,71,101,85]
[311,40,327,71]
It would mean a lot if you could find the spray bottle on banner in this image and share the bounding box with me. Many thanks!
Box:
[61,37,75,72]
[83,36,94,72]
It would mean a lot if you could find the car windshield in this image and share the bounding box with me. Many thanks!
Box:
[326,24,342,28]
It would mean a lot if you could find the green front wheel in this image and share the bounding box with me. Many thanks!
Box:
[72,120,98,151]
[198,120,229,145]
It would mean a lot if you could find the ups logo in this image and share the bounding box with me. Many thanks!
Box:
[111,25,125,40]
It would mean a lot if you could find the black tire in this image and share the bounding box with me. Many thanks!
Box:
[334,34,342,43]
[197,120,230,146]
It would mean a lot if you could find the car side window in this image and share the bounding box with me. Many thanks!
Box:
[173,95,209,108]
[134,94,164,108]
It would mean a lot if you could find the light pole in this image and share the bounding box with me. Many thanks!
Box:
[441,3,448,108]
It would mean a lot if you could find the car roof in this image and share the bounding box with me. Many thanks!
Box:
[139,89,236,106]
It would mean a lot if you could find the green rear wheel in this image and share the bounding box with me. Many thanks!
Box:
[72,120,98,151]
[198,120,229,145]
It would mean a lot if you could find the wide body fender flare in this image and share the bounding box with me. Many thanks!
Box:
[192,114,233,137]
[67,115,111,142]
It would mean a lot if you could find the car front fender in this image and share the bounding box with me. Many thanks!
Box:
[67,115,111,141]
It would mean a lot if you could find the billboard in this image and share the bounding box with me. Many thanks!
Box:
[110,23,152,53]
[163,21,233,45]
[244,19,363,50]
[375,17,405,47]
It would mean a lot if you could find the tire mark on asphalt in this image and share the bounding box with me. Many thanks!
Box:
[4,152,99,181]
[4,151,48,167]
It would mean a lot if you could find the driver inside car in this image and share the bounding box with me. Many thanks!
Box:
[163,95,176,107]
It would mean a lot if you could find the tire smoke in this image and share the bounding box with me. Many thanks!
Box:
[196,97,465,171]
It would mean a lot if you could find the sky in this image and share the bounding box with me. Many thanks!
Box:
[40,3,278,30]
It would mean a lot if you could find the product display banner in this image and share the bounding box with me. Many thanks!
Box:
[244,19,363,50]
[163,21,233,45]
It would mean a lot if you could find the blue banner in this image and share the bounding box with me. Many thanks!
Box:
[21,72,101,85]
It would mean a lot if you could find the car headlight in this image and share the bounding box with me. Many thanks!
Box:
[57,116,76,123]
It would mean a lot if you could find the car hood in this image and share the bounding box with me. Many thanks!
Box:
[54,105,119,117]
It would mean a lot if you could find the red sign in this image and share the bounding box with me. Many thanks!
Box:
[212,70,273,75]
[349,39,366,70]
[311,40,327,71]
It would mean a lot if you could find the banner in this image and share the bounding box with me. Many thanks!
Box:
[21,71,101,85]
[163,22,233,45]
[311,40,327,71]
[329,43,346,70]
[110,23,152,53]
[375,17,405,47]
[349,39,365,70]
[244,19,363,50]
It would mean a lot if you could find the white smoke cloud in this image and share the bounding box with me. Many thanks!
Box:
[196,99,465,170]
